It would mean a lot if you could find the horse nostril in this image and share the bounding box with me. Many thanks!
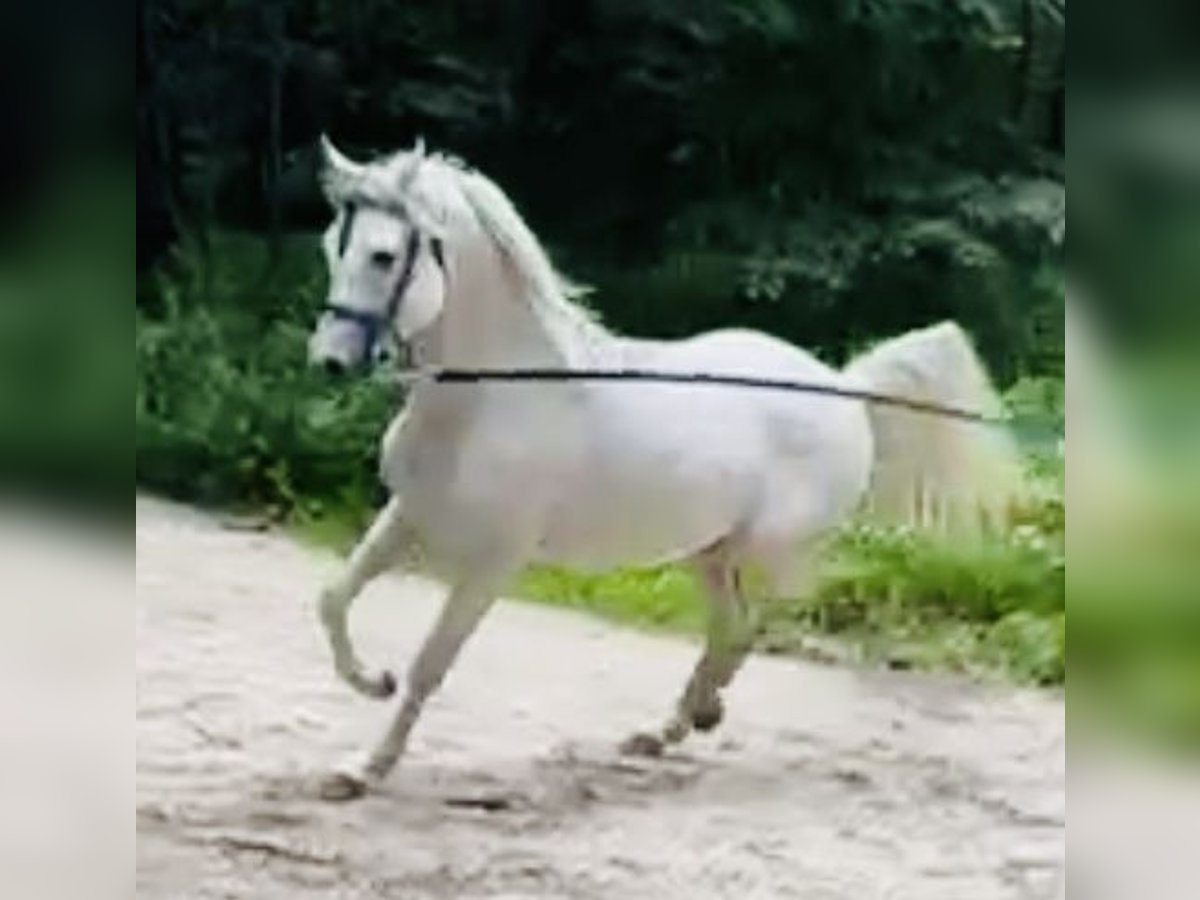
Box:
[322,358,347,377]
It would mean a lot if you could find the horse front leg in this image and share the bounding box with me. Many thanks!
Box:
[321,577,498,801]
[318,496,414,700]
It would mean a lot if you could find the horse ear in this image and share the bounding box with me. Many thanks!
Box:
[396,139,426,193]
[319,134,362,198]
[320,134,361,173]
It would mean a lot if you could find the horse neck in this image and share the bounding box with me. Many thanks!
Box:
[429,236,608,370]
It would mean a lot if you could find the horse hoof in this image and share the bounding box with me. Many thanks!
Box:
[357,670,397,700]
[372,670,398,699]
[620,732,665,758]
[319,771,369,802]
[691,697,724,732]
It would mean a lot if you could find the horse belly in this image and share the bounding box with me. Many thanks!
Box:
[534,401,761,568]
[535,476,744,568]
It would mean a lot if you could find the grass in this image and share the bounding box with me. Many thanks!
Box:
[758,516,1065,685]
[518,565,709,634]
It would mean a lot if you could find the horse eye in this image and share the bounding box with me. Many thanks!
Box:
[369,250,396,270]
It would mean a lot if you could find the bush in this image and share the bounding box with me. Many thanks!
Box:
[136,233,392,516]
[780,502,1065,684]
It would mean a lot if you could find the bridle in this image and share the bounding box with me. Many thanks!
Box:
[323,202,446,359]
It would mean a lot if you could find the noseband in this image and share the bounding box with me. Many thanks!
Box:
[323,202,446,357]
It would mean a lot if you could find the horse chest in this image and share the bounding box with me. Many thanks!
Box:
[380,405,575,569]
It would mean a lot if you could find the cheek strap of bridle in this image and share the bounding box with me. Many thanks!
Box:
[324,224,445,354]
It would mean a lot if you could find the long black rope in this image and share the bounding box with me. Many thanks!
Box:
[394,367,1007,425]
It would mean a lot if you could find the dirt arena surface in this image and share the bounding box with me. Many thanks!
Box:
[136,496,1064,899]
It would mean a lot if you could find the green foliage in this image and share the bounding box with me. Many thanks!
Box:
[136,232,393,515]
[1005,375,1065,422]
[815,521,1064,623]
[1004,371,1066,474]
[771,509,1065,684]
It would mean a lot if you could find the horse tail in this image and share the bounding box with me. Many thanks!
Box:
[844,321,1023,532]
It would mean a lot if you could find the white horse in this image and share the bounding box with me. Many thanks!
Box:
[307,138,1021,800]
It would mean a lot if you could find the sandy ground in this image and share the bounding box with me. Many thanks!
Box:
[135,496,1064,899]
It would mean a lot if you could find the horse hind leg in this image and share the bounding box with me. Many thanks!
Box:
[621,545,754,757]
[620,499,830,759]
